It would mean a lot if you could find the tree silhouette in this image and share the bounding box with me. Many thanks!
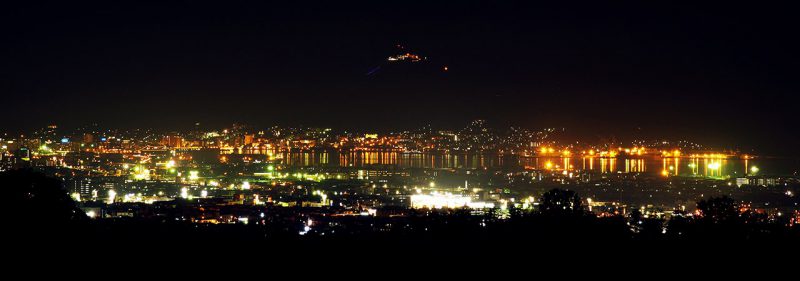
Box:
[696,196,739,224]
[630,209,643,224]
[2,169,87,228]
[693,196,752,240]
[538,189,585,216]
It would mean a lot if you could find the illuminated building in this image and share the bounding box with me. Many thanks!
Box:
[410,193,471,209]
[161,135,184,148]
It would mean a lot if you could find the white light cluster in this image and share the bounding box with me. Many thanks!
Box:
[411,192,492,209]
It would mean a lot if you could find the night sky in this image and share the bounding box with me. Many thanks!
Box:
[2,1,798,155]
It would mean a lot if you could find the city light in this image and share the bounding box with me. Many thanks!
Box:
[410,193,470,209]
[133,167,150,180]
[2,2,796,246]
[107,190,117,204]
[0,111,781,241]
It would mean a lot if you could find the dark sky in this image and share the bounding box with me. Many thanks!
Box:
[1,1,798,155]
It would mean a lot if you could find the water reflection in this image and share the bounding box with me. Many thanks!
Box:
[271,150,516,169]
[245,149,769,178]
[533,155,747,178]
